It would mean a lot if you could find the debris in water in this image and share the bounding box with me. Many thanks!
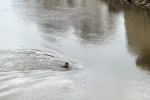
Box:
[61,62,69,69]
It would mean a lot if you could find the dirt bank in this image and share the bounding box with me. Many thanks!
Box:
[124,0,150,9]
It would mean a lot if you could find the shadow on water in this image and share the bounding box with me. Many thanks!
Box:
[102,0,150,72]
[124,9,150,71]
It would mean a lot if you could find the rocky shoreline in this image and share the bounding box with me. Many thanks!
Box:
[123,0,150,9]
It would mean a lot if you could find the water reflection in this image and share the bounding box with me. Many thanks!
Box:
[105,0,124,12]
[14,0,123,46]
[124,9,150,70]
[1,0,150,100]
[67,0,75,7]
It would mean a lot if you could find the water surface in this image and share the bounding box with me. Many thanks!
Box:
[0,0,150,100]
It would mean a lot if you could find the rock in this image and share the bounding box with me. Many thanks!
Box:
[141,1,146,5]
[135,0,141,6]
[123,0,150,9]
[144,3,150,8]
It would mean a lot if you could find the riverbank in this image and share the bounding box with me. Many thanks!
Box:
[123,0,150,9]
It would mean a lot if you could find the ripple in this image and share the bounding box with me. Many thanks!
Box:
[0,49,77,72]
[0,49,81,98]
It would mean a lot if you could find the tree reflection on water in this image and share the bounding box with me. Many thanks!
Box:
[14,0,123,46]
[124,9,150,71]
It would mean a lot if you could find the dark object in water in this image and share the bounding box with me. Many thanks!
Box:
[124,0,132,3]
[61,62,69,68]
[127,0,132,3]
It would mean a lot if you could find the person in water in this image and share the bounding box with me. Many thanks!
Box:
[61,62,69,68]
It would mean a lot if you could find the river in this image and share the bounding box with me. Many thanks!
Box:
[0,0,150,100]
